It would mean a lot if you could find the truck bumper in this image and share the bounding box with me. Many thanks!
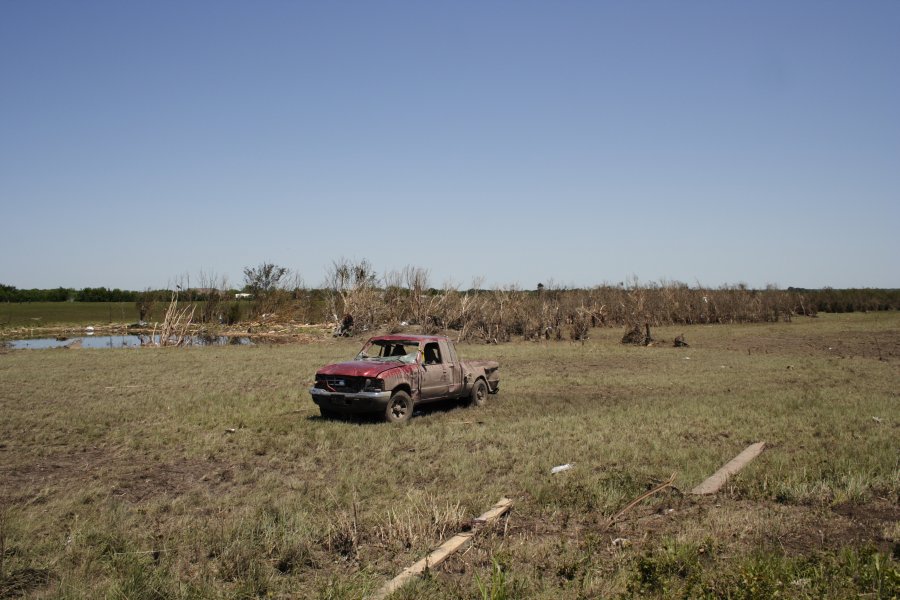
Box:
[309,387,392,414]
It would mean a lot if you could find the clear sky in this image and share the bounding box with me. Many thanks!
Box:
[2,1,898,291]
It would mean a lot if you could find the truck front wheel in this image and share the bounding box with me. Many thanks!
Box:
[385,390,413,423]
[468,379,488,407]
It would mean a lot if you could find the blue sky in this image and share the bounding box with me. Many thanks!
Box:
[1,1,898,290]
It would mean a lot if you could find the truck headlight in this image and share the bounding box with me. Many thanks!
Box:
[363,378,384,392]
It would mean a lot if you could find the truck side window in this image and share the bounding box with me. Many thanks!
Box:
[423,343,441,365]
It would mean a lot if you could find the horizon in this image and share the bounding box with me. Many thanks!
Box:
[2,278,897,294]
[2,2,898,291]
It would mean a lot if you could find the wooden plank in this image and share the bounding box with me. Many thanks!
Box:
[691,442,766,495]
[369,497,513,600]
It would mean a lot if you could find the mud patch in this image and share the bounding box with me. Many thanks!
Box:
[730,329,900,361]
[111,458,234,503]
[831,500,900,554]
[0,448,111,507]
[0,449,232,507]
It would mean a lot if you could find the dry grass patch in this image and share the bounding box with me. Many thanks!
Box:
[0,313,897,598]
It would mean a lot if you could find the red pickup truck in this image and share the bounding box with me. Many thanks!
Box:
[310,334,500,422]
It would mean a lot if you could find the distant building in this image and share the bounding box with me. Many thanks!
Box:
[235,293,253,300]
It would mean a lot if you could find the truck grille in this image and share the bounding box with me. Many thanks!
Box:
[317,375,364,393]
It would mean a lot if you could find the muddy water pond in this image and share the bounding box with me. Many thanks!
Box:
[6,335,252,349]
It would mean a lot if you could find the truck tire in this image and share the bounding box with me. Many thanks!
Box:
[469,379,488,407]
[385,390,413,423]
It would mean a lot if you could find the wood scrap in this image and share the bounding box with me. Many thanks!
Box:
[369,497,512,600]
[691,442,766,495]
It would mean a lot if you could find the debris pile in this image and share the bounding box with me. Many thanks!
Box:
[621,323,652,346]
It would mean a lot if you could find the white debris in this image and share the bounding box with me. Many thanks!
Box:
[551,463,574,474]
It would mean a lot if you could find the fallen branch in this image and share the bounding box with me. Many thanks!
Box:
[607,472,678,527]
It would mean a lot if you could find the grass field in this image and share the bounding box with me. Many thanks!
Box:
[1,313,897,598]
[0,302,144,330]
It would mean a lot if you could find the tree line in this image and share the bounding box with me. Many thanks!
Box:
[0,285,241,303]
[2,260,898,341]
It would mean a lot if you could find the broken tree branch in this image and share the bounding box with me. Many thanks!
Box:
[607,472,678,527]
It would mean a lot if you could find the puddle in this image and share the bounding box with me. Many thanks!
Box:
[5,335,252,349]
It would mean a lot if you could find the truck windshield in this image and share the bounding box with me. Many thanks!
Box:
[355,340,421,364]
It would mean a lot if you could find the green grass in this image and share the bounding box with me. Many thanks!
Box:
[0,313,897,598]
[0,302,145,329]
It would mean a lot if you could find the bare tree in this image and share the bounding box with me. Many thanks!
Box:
[135,289,156,323]
[403,265,430,327]
[325,258,379,331]
[382,269,406,329]
[198,269,229,324]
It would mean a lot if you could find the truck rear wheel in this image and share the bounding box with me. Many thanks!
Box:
[385,390,413,423]
[468,379,488,407]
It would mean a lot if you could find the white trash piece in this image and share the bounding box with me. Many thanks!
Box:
[551,463,574,474]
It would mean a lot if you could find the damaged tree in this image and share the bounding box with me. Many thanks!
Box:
[325,258,379,332]
[622,322,653,346]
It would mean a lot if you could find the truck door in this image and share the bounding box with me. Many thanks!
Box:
[420,341,449,400]
[440,339,463,397]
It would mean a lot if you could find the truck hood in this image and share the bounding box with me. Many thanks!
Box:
[316,361,408,378]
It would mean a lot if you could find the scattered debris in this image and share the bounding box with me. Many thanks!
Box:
[674,334,689,347]
[332,313,354,337]
[612,537,629,548]
[622,325,643,344]
[224,428,236,434]
[370,497,513,600]
[691,442,766,495]
[551,463,574,474]
[871,417,883,424]
[621,323,652,346]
